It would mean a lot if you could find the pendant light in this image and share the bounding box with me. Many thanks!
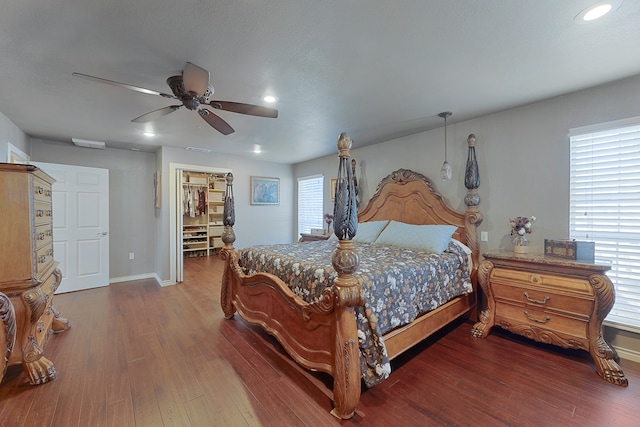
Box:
[438,111,452,181]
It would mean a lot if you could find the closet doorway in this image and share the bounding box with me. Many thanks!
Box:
[169,163,231,283]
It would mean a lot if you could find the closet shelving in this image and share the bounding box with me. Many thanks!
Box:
[182,172,227,258]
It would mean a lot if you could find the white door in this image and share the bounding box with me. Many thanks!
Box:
[31,162,109,293]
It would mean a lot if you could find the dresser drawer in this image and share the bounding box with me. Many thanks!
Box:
[36,242,55,276]
[495,301,589,340]
[34,201,53,226]
[35,223,53,249]
[33,177,52,203]
[491,268,594,295]
[491,281,594,315]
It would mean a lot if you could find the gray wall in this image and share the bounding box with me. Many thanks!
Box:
[3,73,639,358]
[155,146,293,282]
[294,74,640,358]
[0,111,30,162]
[30,139,157,280]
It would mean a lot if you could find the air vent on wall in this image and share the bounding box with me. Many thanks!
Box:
[185,146,212,153]
[72,138,106,149]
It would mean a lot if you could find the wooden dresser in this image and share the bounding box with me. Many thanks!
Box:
[471,251,627,386]
[0,163,70,385]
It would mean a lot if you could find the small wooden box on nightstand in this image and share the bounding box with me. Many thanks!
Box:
[299,233,330,242]
[471,251,627,386]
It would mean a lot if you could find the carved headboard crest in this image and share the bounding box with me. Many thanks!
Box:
[374,169,435,194]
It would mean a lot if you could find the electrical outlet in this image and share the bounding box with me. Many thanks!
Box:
[481,231,488,242]
[129,252,135,260]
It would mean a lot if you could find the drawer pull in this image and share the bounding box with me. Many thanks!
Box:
[39,255,47,264]
[36,209,44,217]
[523,292,550,305]
[38,232,46,240]
[524,311,551,324]
[36,186,44,194]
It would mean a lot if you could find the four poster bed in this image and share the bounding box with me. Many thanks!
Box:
[220,132,482,419]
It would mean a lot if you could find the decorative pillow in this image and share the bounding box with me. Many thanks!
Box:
[352,220,390,243]
[325,220,389,243]
[374,221,458,253]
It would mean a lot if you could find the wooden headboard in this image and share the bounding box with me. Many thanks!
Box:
[359,169,466,239]
[356,135,482,282]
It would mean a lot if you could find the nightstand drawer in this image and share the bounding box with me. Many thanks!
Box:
[491,268,594,295]
[491,281,594,315]
[495,301,589,340]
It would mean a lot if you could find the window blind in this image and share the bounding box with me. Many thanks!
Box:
[569,120,640,331]
[297,174,324,235]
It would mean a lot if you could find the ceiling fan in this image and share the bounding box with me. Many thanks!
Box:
[72,62,278,135]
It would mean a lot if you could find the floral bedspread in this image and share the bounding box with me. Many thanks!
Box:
[239,240,473,387]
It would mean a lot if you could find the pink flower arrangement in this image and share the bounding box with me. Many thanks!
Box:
[509,216,536,236]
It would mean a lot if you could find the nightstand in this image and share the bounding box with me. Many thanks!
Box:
[299,233,330,242]
[471,251,627,386]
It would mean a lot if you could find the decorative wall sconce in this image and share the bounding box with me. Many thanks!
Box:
[438,111,452,181]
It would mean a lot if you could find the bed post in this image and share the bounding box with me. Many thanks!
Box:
[330,133,363,419]
[463,134,483,311]
[220,172,237,318]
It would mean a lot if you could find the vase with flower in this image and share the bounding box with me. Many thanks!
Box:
[509,215,536,254]
[324,213,334,235]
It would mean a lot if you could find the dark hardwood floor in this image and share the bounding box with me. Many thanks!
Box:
[1,254,639,426]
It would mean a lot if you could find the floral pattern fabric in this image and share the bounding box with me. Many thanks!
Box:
[239,240,473,387]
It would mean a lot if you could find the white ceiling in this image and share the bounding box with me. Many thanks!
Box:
[2,1,640,164]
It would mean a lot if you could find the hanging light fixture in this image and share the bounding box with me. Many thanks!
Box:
[438,111,452,181]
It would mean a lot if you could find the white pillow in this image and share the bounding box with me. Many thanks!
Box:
[352,220,390,243]
[374,221,458,253]
[449,238,473,267]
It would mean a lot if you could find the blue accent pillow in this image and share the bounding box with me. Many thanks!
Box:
[353,220,390,243]
[374,221,458,253]
[327,220,389,243]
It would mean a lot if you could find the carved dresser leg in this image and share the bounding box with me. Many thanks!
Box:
[22,336,56,385]
[51,305,71,333]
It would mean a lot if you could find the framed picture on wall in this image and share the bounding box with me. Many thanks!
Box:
[251,176,280,205]
[330,177,337,201]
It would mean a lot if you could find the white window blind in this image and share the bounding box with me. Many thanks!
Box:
[569,119,640,331]
[297,174,324,235]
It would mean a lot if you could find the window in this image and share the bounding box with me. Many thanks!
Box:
[569,118,640,331]
[297,174,324,235]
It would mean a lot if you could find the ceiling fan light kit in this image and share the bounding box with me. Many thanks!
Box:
[72,62,278,135]
[72,138,106,149]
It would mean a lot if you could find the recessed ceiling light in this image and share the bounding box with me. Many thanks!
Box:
[263,95,278,103]
[130,147,140,151]
[142,131,156,137]
[253,144,262,154]
[575,1,623,23]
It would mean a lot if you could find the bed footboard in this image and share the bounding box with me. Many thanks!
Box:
[220,133,363,419]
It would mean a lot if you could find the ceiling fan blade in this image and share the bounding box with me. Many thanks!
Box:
[132,105,182,123]
[183,62,210,97]
[198,109,235,135]
[72,72,176,98]
[209,101,278,118]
